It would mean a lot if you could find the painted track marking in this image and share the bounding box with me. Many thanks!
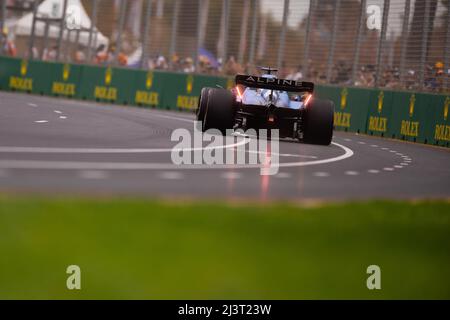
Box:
[78,170,108,179]
[0,142,354,170]
[159,171,184,180]
[313,172,330,177]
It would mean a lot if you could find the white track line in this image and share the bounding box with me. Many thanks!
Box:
[78,170,108,179]
[28,103,38,107]
[59,116,67,119]
[313,172,330,177]
[34,120,48,123]
[0,136,249,154]
[368,169,380,173]
[345,171,359,176]
[221,172,242,179]
[274,172,292,179]
[0,142,354,170]
[0,105,355,170]
[158,171,184,180]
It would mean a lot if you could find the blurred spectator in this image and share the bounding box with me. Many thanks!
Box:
[286,65,303,81]
[43,46,57,61]
[1,28,17,57]
[118,52,128,66]
[74,47,86,63]
[182,57,195,73]
[94,44,108,64]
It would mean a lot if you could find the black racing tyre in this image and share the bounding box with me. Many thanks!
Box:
[303,98,334,145]
[203,88,235,135]
[196,87,212,121]
[197,87,212,121]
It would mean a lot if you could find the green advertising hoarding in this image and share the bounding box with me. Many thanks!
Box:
[0,56,448,147]
[316,85,371,133]
[77,64,136,104]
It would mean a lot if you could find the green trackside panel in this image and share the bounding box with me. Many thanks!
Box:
[315,85,341,105]
[0,56,22,91]
[48,62,83,98]
[0,57,49,95]
[324,86,372,133]
[77,65,136,105]
[388,92,433,144]
[366,89,394,137]
[430,95,450,147]
[343,87,372,133]
[315,85,347,132]
[132,70,168,108]
[161,73,229,111]
[20,59,54,95]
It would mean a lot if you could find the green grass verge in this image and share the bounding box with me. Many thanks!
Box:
[0,196,449,299]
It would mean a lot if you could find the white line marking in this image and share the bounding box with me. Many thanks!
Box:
[158,171,184,180]
[0,142,353,170]
[78,170,108,179]
[34,120,48,123]
[0,106,355,171]
[275,172,291,179]
[0,136,249,154]
[344,138,352,142]
[400,163,409,166]
[246,149,317,159]
[345,171,359,176]
[358,141,366,145]
[390,150,397,153]
[381,147,389,151]
[370,144,378,147]
[313,172,330,177]
[221,172,242,179]
[54,110,62,114]
[395,153,403,156]
[28,103,38,107]
[59,116,67,119]
[149,113,195,123]
[277,142,354,168]
[383,167,394,171]
[394,165,403,168]
[368,169,380,173]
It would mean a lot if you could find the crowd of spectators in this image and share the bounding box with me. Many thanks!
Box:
[0,29,447,93]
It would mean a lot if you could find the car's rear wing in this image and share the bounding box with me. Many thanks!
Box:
[235,75,314,93]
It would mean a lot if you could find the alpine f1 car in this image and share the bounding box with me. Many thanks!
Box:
[196,67,334,145]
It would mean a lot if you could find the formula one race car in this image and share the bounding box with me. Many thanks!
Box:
[196,67,334,145]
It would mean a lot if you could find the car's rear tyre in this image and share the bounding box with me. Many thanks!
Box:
[303,98,334,145]
[196,87,212,121]
[203,88,235,135]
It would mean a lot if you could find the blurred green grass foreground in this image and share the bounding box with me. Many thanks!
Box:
[0,196,449,299]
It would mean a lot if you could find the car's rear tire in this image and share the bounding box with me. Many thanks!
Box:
[196,87,212,121]
[203,88,235,135]
[303,98,334,145]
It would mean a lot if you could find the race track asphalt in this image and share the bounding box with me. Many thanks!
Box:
[0,91,449,200]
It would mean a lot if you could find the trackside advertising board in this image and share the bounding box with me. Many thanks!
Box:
[0,56,448,147]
